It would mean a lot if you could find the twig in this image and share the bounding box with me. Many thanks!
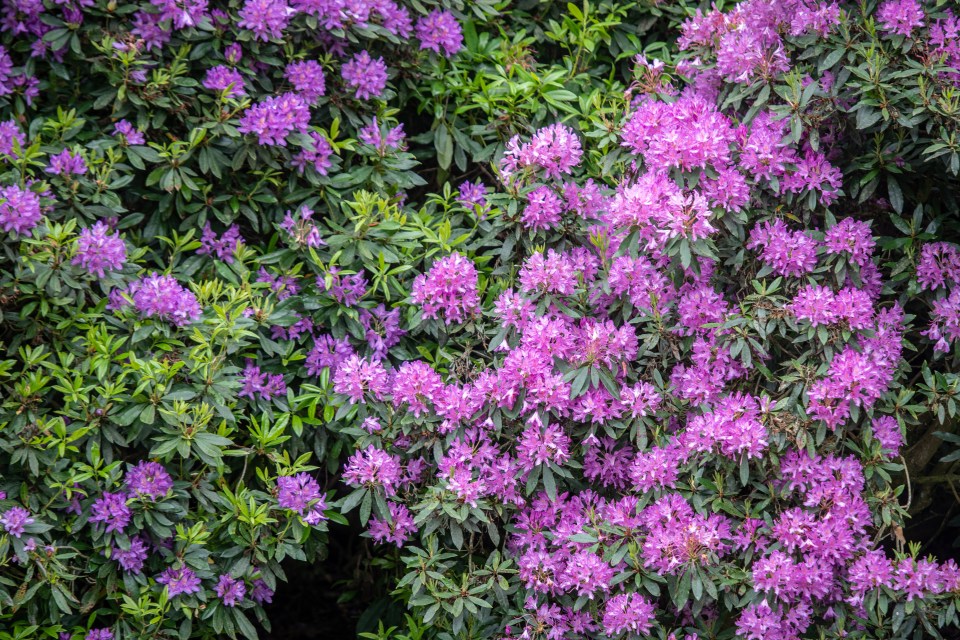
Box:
[900,455,912,511]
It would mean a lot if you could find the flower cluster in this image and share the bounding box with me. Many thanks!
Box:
[113,273,202,326]
[410,252,480,324]
[72,222,127,277]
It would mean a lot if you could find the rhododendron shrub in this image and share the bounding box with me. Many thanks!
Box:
[327,4,960,640]
[3,0,960,639]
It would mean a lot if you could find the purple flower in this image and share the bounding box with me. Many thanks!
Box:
[341,51,387,100]
[46,149,87,176]
[0,46,13,94]
[917,242,960,291]
[215,574,246,607]
[72,222,127,277]
[238,360,287,401]
[358,117,405,153]
[237,0,290,40]
[285,59,326,102]
[256,268,300,300]
[125,461,173,500]
[823,217,875,266]
[343,446,403,496]
[113,536,149,573]
[359,304,405,359]
[457,179,489,213]
[747,219,819,277]
[321,268,367,306]
[279,205,325,248]
[877,0,924,37]
[415,10,464,57]
[277,473,327,524]
[85,630,113,640]
[368,503,418,547]
[90,492,131,533]
[112,120,145,145]
[0,184,43,236]
[333,356,389,403]
[305,334,353,377]
[198,223,243,262]
[379,1,412,36]
[151,0,208,29]
[238,92,311,147]
[602,593,655,636]
[125,273,202,326]
[202,65,246,98]
[1,506,34,538]
[521,186,563,230]
[216,42,240,65]
[291,131,333,175]
[251,578,274,604]
[132,11,171,51]
[0,120,26,156]
[411,252,480,325]
[156,566,202,597]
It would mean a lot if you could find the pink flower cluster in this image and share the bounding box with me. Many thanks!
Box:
[411,252,480,324]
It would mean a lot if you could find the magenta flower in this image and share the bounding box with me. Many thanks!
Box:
[411,252,480,324]
[72,222,126,277]
[1,506,34,538]
[333,355,389,403]
[391,361,444,417]
[877,0,924,37]
[341,51,387,100]
[343,446,403,496]
[521,186,563,230]
[602,593,655,636]
[0,184,43,237]
[367,503,418,547]
[823,217,875,266]
[747,219,819,277]
[501,123,583,182]
[237,0,291,40]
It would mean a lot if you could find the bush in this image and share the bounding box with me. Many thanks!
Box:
[2,0,960,639]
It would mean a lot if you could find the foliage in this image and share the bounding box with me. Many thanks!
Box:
[2,0,960,639]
